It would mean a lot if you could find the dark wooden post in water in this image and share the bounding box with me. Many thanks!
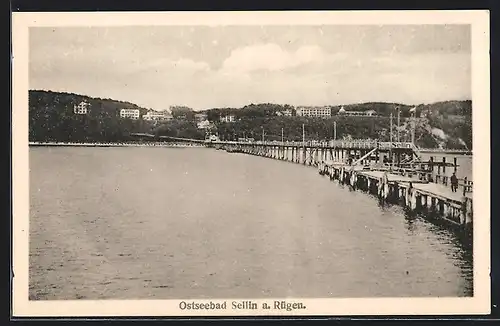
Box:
[429,156,434,182]
[460,194,473,237]
[436,156,441,178]
[454,157,457,174]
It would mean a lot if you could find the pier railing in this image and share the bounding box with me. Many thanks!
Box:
[433,174,473,193]
[208,139,414,149]
[210,139,473,191]
[419,148,472,155]
[129,133,471,155]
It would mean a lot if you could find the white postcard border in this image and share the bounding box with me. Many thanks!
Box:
[12,10,491,317]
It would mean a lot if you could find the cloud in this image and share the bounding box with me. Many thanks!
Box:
[29,27,471,110]
[120,57,211,77]
[221,43,330,73]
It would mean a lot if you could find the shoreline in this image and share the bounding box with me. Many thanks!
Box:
[28,142,205,148]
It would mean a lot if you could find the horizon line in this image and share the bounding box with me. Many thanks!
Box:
[28,88,473,111]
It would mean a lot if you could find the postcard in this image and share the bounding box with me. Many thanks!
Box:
[12,10,490,317]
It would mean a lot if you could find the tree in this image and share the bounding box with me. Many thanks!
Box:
[170,106,195,121]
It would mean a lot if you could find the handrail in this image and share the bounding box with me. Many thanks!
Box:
[129,133,471,154]
[207,139,415,148]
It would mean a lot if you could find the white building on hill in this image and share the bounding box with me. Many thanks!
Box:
[276,109,293,117]
[73,101,90,115]
[296,106,331,118]
[197,120,212,129]
[120,108,140,119]
[338,107,377,117]
[143,110,172,121]
[220,115,236,123]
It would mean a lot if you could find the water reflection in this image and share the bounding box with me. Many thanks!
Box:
[403,213,418,235]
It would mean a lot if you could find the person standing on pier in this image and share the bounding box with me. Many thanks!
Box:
[451,172,459,192]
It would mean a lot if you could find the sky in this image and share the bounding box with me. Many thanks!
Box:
[29,25,471,111]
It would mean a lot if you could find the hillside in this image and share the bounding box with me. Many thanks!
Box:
[29,90,206,142]
[210,101,472,149]
[28,90,472,149]
[417,100,472,149]
[30,90,160,142]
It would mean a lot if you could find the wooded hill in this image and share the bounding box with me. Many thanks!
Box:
[29,90,204,142]
[28,90,472,149]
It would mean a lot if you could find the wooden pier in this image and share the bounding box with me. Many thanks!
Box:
[208,139,473,240]
[337,168,472,224]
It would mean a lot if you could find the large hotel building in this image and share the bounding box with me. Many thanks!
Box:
[295,106,332,118]
[120,108,140,120]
